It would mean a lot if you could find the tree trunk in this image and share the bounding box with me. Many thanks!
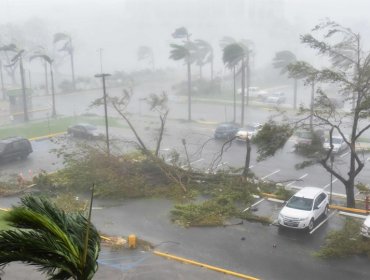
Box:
[44,61,49,95]
[241,58,245,126]
[246,54,250,106]
[310,81,314,131]
[293,78,297,110]
[50,63,56,118]
[345,182,355,208]
[187,60,192,121]
[233,67,236,123]
[19,56,29,122]
[0,60,4,100]
[70,51,76,90]
[242,137,251,177]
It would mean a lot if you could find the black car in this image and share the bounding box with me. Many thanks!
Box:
[67,123,103,139]
[0,137,33,161]
[214,122,240,139]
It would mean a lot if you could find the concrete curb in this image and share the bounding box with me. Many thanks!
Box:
[29,132,66,141]
[153,250,260,280]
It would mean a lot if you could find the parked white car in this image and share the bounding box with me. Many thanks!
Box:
[235,123,262,141]
[361,215,370,238]
[237,87,268,100]
[278,187,329,231]
[264,92,286,104]
[323,135,348,154]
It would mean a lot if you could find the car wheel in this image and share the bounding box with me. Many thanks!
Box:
[324,205,329,217]
[308,218,315,231]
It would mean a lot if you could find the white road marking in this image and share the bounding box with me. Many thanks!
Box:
[243,198,265,212]
[286,173,308,187]
[249,165,254,169]
[180,158,204,168]
[322,178,338,189]
[310,210,337,235]
[261,169,280,180]
[340,151,349,158]
[160,148,170,151]
[367,157,370,162]
[190,158,204,165]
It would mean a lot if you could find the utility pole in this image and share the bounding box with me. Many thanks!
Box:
[94,73,111,156]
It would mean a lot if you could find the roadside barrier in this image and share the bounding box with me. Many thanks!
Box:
[329,205,369,215]
[153,250,260,280]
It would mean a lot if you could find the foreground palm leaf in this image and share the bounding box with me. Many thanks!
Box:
[0,196,100,280]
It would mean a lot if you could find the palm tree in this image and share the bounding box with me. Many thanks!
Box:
[194,39,213,80]
[137,46,155,71]
[223,42,251,126]
[0,195,100,280]
[53,32,75,90]
[30,53,56,117]
[273,50,298,109]
[220,37,237,122]
[0,44,29,121]
[169,41,196,121]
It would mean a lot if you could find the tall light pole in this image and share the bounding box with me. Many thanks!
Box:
[95,73,111,156]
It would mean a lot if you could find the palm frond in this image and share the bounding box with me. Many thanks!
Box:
[0,196,100,280]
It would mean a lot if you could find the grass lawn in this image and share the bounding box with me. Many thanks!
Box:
[0,115,124,139]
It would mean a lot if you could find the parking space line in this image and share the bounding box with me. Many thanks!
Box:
[243,198,265,212]
[367,157,370,162]
[261,169,280,180]
[181,158,204,168]
[286,173,308,187]
[309,210,337,235]
[322,178,338,189]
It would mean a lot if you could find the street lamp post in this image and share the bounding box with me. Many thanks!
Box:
[94,73,111,156]
[329,154,334,204]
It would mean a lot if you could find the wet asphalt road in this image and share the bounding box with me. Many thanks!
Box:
[1,196,369,280]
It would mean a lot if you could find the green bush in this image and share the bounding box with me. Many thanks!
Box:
[316,218,370,258]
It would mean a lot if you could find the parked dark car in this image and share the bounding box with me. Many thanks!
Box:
[0,137,33,162]
[214,122,240,140]
[67,123,103,139]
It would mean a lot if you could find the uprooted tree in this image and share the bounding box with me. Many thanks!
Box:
[255,20,370,208]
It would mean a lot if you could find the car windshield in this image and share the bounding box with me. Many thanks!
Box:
[332,138,343,144]
[244,125,257,131]
[83,125,97,131]
[286,196,313,211]
[297,131,311,139]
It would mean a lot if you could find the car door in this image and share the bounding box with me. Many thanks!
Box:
[313,193,326,219]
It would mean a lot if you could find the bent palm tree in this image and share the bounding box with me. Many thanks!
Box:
[54,33,75,90]
[137,46,155,71]
[169,42,196,121]
[273,50,298,109]
[0,195,100,280]
[1,44,29,121]
[194,39,213,80]
[30,53,56,117]
[223,43,251,126]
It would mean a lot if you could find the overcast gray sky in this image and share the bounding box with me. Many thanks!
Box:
[0,0,369,78]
